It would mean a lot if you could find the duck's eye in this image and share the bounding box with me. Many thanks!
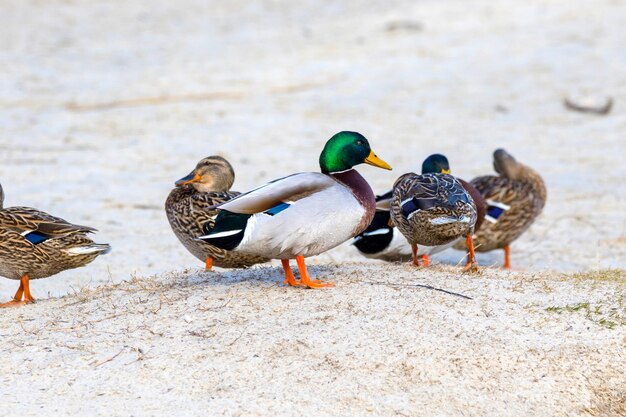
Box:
[356,140,364,145]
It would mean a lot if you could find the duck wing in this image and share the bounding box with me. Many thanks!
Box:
[0,207,96,244]
[373,190,393,211]
[395,173,470,218]
[215,172,336,215]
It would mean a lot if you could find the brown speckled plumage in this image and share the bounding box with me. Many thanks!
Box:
[165,156,268,268]
[458,178,486,233]
[0,186,110,282]
[455,149,547,253]
[391,173,477,247]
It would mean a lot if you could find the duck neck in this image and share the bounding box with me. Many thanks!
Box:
[520,165,547,207]
[527,168,548,203]
[329,169,376,233]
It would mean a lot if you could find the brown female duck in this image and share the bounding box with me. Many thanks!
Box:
[454,149,547,268]
[165,156,268,270]
[355,154,485,266]
[0,183,110,307]
[390,160,480,270]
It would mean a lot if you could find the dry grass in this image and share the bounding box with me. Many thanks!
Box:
[584,387,626,417]
[571,269,626,284]
[2,264,626,416]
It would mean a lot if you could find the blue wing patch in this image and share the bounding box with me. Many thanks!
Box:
[24,231,50,245]
[401,199,420,218]
[264,202,291,216]
[485,200,511,223]
[401,198,438,218]
[487,206,505,220]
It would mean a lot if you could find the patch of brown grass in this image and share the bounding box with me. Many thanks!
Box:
[584,387,626,417]
[571,269,626,284]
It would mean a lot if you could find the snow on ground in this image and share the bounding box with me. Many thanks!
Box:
[0,0,625,415]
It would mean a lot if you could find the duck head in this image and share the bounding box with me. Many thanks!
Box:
[319,131,392,174]
[175,156,235,193]
[422,154,451,174]
[493,148,521,179]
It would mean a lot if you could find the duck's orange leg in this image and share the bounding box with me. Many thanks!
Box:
[22,274,35,303]
[462,235,478,271]
[281,259,299,286]
[503,245,511,269]
[295,255,334,288]
[421,254,430,267]
[411,244,420,266]
[0,274,33,308]
[205,257,213,271]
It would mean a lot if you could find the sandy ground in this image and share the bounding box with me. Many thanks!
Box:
[1,266,625,416]
[1,0,626,415]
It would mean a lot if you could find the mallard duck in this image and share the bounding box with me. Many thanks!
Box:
[390,157,479,269]
[0,183,110,307]
[165,155,269,270]
[355,154,486,266]
[453,149,547,268]
[198,131,392,288]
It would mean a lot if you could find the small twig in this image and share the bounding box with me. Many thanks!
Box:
[564,97,613,115]
[91,346,126,367]
[151,296,163,314]
[365,281,473,300]
[385,20,423,32]
[227,326,249,347]
[124,346,146,365]
[17,318,40,335]
[196,297,232,312]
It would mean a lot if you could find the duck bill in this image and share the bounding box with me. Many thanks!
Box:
[364,151,392,170]
[175,172,201,186]
[441,169,451,174]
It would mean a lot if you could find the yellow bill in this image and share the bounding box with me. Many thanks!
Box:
[364,150,392,170]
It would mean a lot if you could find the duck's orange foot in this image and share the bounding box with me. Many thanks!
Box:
[294,255,334,289]
[0,299,34,308]
[410,245,430,267]
[205,257,213,271]
[283,277,302,286]
[283,276,333,288]
[462,262,480,274]
[281,259,301,286]
[299,279,335,289]
[1,275,35,307]
[409,256,425,269]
